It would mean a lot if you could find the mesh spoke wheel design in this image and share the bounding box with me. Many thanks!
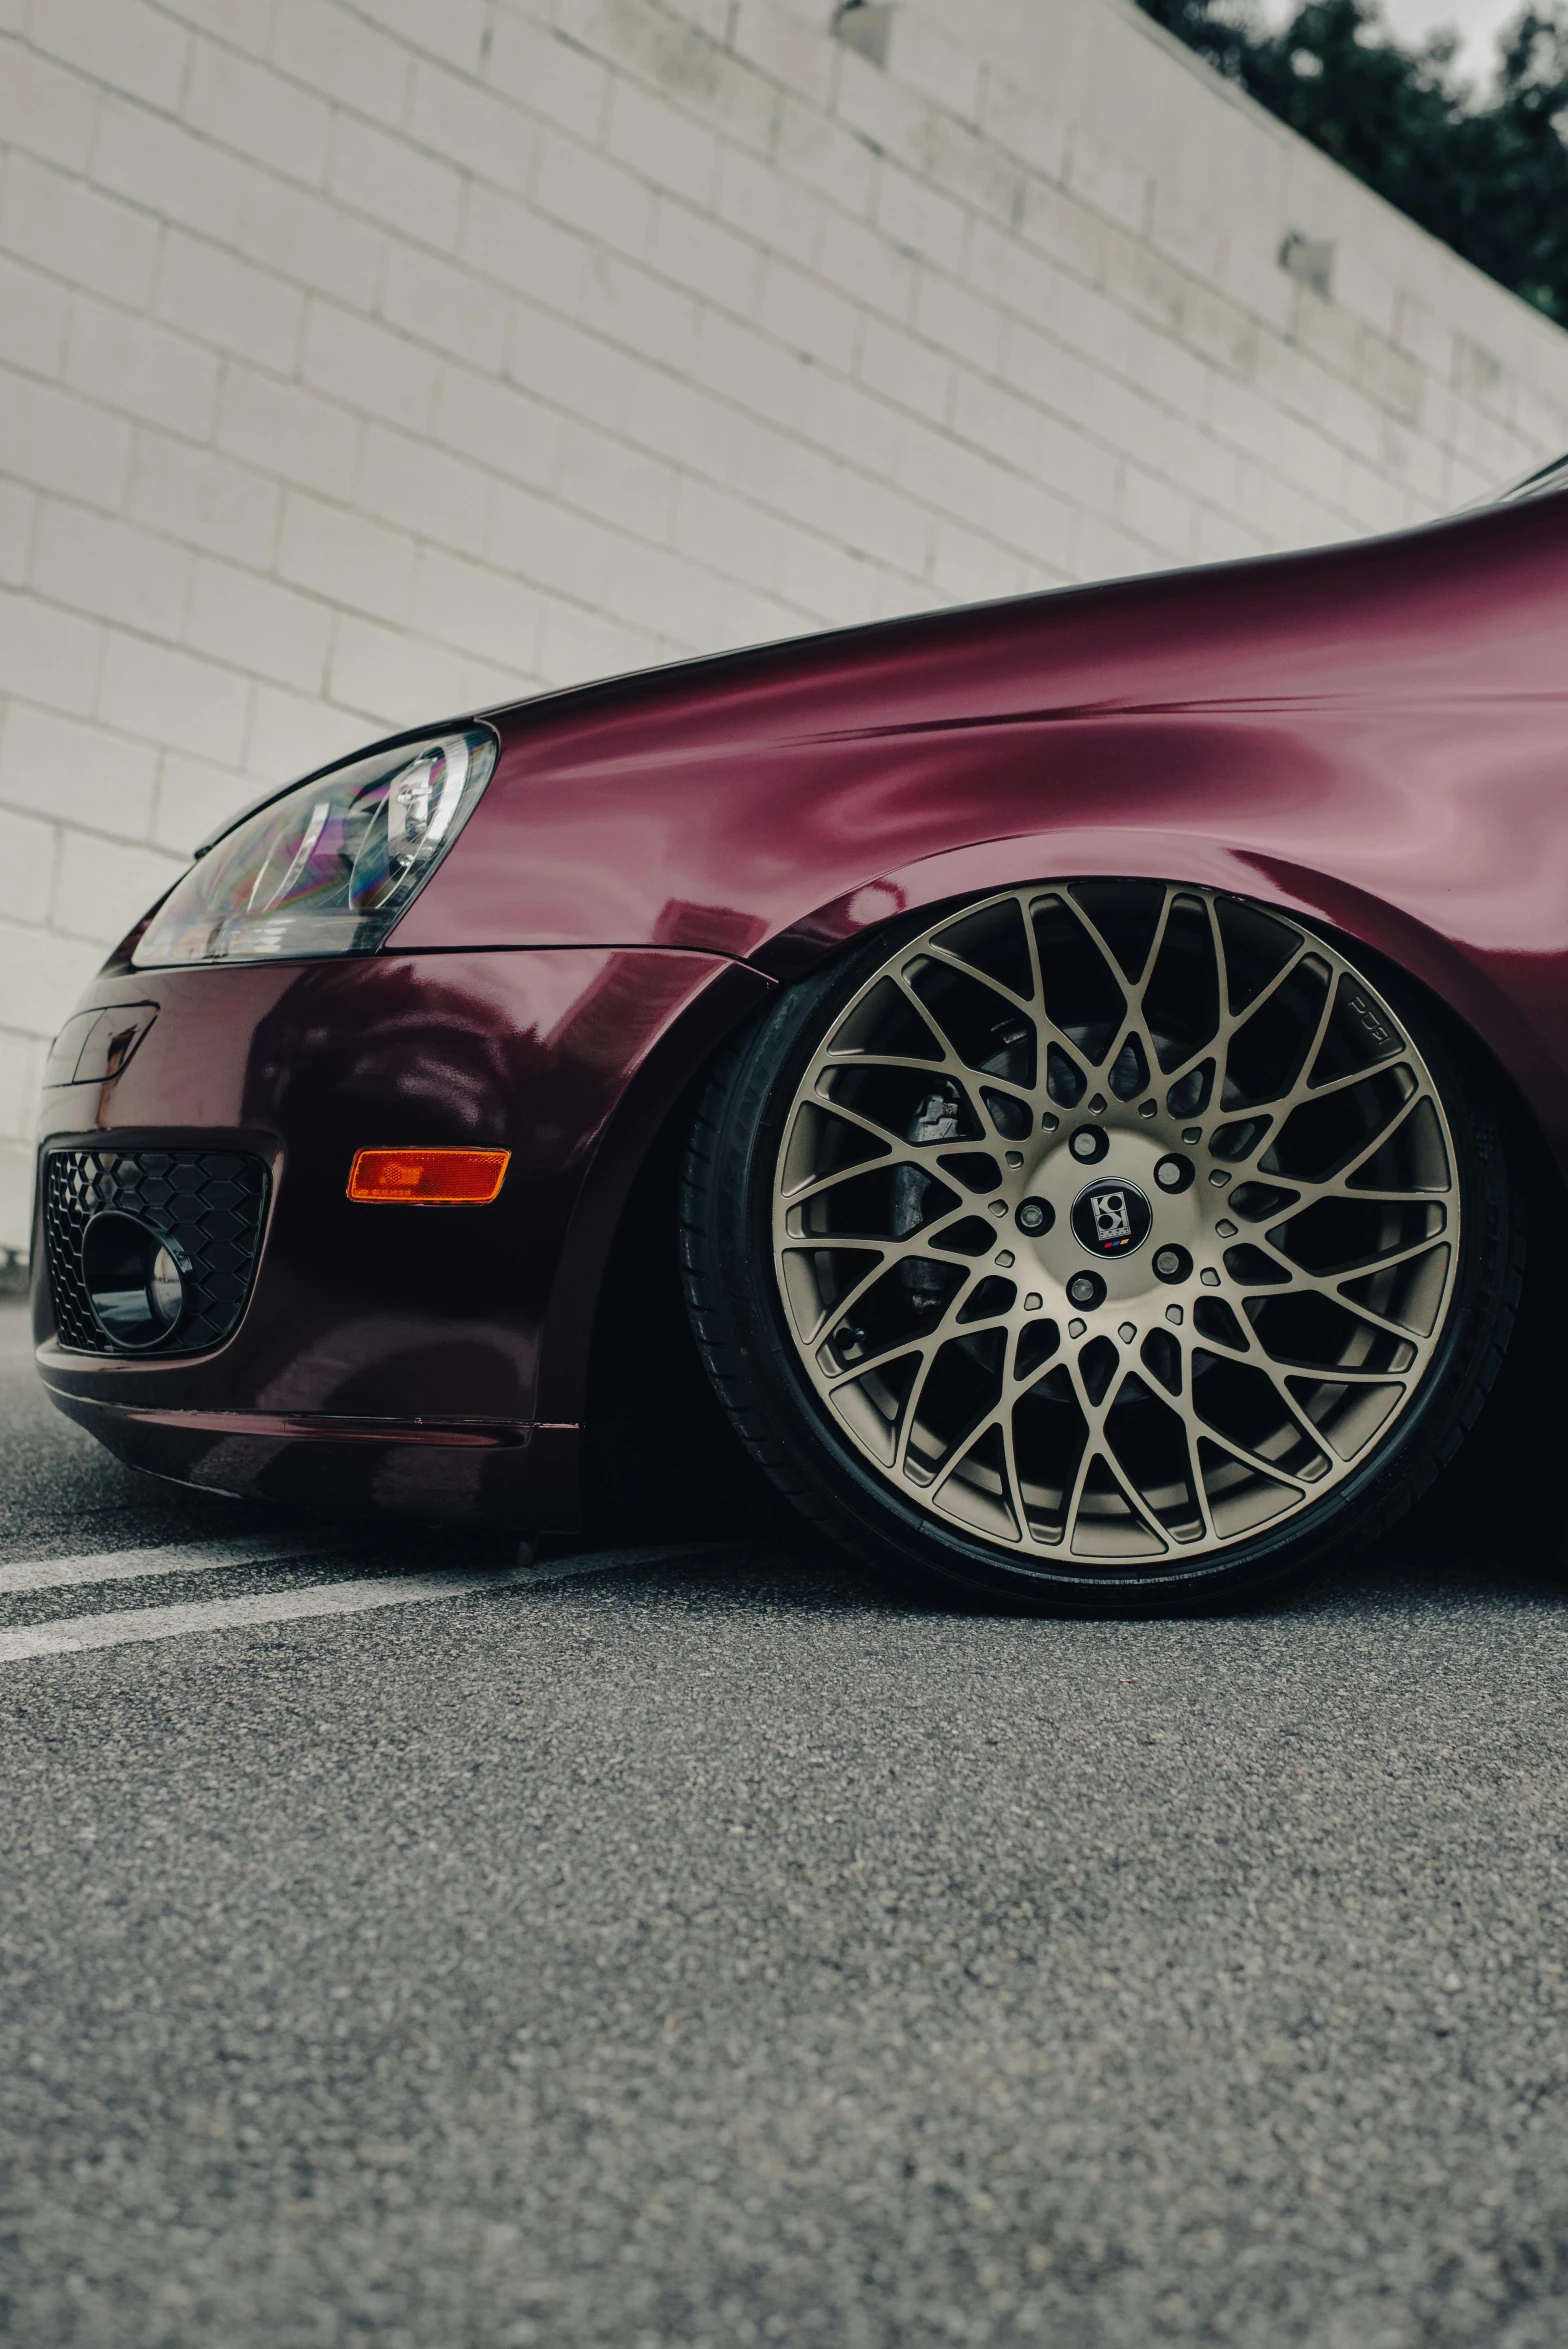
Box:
[769,883,1461,1569]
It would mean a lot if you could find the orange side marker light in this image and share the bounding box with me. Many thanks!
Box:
[347,1147,511,1205]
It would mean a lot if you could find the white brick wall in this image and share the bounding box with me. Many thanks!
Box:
[3,0,1568,1253]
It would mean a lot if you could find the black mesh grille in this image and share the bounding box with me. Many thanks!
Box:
[43,1147,270,1356]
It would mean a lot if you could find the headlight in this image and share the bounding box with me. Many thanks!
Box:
[131,727,497,968]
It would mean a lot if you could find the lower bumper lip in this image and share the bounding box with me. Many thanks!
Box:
[36,1383,584,1529]
[33,1396,533,1448]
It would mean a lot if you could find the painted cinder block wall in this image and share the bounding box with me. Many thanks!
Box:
[3,0,1567,1257]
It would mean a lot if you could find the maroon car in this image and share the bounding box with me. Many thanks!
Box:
[31,468,1568,1612]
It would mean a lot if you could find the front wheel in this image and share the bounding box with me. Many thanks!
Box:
[680,881,1524,1613]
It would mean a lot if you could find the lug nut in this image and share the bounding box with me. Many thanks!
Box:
[1153,1154,1194,1193]
[1069,1126,1108,1164]
[1016,1197,1054,1235]
[1067,1271,1105,1310]
[1153,1245,1191,1285]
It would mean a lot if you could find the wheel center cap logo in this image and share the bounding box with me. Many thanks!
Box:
[1071,1177,1153,1258]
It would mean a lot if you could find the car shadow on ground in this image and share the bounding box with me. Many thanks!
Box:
[519,1520,1568,1630]
[1300,1536,1566,1615]
[6,1299,1563,1628]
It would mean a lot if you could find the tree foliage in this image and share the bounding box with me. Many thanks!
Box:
[1136,1,1568,320]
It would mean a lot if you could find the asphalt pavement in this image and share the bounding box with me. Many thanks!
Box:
[4,1297,1568,2349]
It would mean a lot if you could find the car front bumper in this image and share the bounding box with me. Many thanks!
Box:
[32,946,770,1526]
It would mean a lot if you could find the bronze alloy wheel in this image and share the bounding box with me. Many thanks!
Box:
[682,882,1523,1612]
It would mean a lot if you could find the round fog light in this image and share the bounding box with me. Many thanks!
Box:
[81,1213,188,1350]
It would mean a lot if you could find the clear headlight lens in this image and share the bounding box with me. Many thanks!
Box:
[132,727,497,968]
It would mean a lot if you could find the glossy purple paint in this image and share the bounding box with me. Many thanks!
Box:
[33,491,1568,1522]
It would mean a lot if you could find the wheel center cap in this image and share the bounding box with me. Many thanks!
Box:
[1071,1177,1153,1259]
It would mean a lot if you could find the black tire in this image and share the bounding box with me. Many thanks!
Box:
[680,885,1525,1614]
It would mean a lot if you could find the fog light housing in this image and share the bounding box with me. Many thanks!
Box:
[81,1212,188,1349]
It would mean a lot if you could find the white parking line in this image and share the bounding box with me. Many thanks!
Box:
[0,1541,723,1666]
[0,1538,338,1598]
[0,1569,529,1662]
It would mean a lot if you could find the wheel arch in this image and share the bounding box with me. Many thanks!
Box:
[755,828,1566,1178]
